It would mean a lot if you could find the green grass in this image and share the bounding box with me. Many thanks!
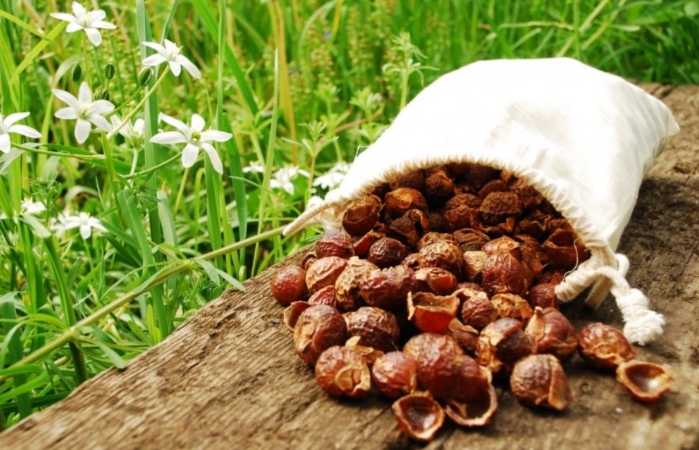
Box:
[0,0,697,428]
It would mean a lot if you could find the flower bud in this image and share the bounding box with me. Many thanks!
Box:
[139,68,153,86]
[71,64,83,82]
[105,63,116,80]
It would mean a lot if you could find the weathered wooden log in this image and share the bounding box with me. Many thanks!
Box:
[2,85,698,450]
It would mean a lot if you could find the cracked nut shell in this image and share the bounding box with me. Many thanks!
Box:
[294,304,348,366]
[372,351,418,399]
[510,354,573,411]
[578,322,635,370]
[315,346,372,398]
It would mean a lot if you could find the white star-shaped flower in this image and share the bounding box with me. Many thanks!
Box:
[53,82,114,144]
[56,212,107,239]
[50,2,116,47]
[150,113,231,174]
[20,199,46,215]
[0,112,41,154]
[270,166,310,195]
[141,39,201,78]
[110,115,144,145]
[313,161,350,190]
[242,161,265,174]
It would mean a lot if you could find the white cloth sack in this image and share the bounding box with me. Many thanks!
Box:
[284,58,679,345]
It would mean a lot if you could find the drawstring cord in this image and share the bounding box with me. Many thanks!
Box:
[555,253,664,345]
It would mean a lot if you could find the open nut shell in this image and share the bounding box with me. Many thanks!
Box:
[392,392,445,442]
[616,360,674,402]
[445,370,498,427]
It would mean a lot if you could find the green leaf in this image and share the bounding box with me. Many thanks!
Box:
[196,259,220,284]
[92,340,127,370]
[19,214,51,239]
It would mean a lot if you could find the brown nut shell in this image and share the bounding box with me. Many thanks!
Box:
[403,333,465,400]
[491,293,534,321]
[407,292,460,334]
[368,237,409,268]
[525,307,577,361]
[414,267,458,295]
[481,252,529,296]
[316,229,355,259]
[283,301,311,332]
[270,266,308,305]
[578,322,635,370]
[334,257,377,311]
[294,305,348,366]
[392,392,445,442]
[306,256,349,293]
[307,285,339,309]
[418,240,464,278]
[384,188,428,218]
[542,229,590,270]
[526,283,559,309]
[477,318,535,373]
[372,351,418,399]
[458,289,496,330]
[445,368,498,427]
[615,360,674,402]
[344,306,400,352]
[360,265,415,310]
[479,191,523,225]
[342,194,382,236]
[315,346,371,398]
[510,354,573,411]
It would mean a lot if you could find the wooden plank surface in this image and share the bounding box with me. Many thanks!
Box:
[2,86,699,450]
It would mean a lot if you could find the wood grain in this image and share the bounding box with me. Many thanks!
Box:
[2,86,698,450]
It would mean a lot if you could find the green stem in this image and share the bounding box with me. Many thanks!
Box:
[124,152,180,179]
[13,143,104,161]
[106,67,169,139]
[101,135,120,202]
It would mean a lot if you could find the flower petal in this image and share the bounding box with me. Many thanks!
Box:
[175,55,201,79]
[191,114,205,132]
[181,143,200,168]
[55,107,78,120]
[8,124,41,139]
[91,9,106,21]
[159,114,190,135]
[91,100,115,115]
[93,20,117,30]
[150,131,187,145]
[142,41,166,53]
[80,224,92,239]
[88,114,112,132]
[201,143,223,174]
[75,119,92,143]
[142,54,166,67]
[200,130,232,142]
[168,61,182,76]
[66,22,83,33]
[88,217,107,233]
[72,1,86,18]
[3,112,30,128]
[164,39,179,53]
[78,82,92,104]
[50,12,78,23]
[0,134,10,153]
[84,28,102,47]
[52,89,79,108]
